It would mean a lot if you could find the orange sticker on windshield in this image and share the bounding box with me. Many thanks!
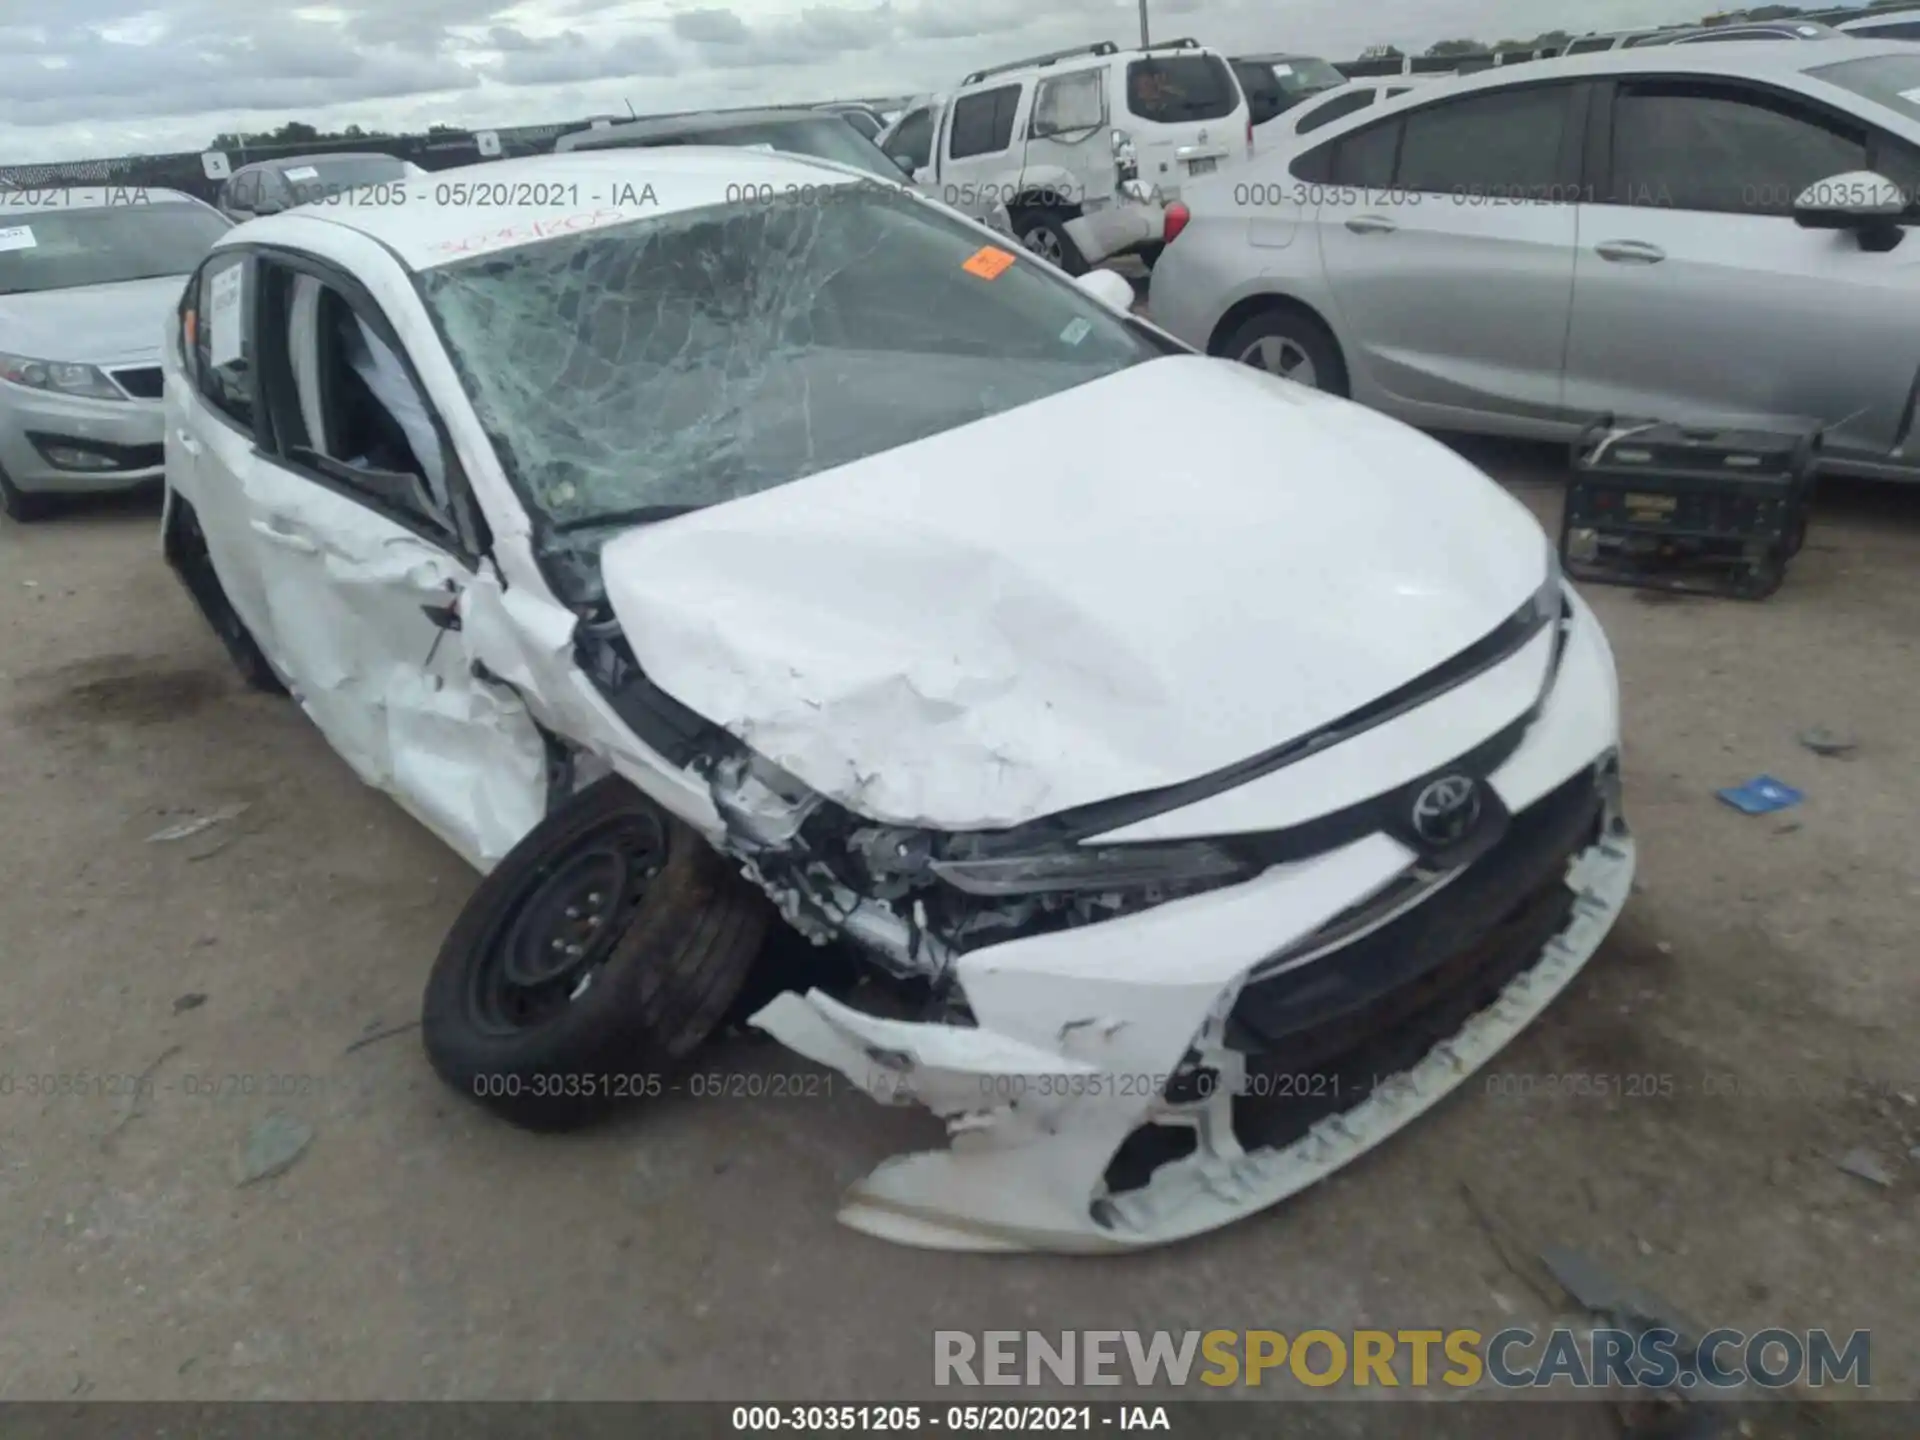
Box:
[962,245,1015,279]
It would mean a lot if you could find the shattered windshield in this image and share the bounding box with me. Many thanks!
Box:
[417,184,1161,599]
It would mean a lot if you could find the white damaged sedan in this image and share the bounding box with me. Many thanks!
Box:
[161,150,1634,1253]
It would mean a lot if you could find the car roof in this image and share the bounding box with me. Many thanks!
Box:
[224,149,874,270]
[229,151,407,177]
[0,185,207,214]
[1658,19,1843,40]
[1371,34,1918,89]
[1839,6,1920,24]
[559,108,831,149]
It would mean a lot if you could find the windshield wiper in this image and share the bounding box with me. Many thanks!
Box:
[553,503,707,533]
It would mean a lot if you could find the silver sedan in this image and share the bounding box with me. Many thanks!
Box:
[1147,40,1920,481]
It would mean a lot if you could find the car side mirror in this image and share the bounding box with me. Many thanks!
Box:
[1073,268,1137,312]
[1793,170,1907,250]
[891,153,917,176]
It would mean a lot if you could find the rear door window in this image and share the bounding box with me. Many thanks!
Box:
[1394,85,1570,198]
[948,84,1022,158]
[1296,89,1378,135]
[1125,55,1240,123]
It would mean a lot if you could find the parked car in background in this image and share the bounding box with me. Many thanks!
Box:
[159,147,1632,1253]
[216,153,426,221]
[814,101,888,141]
[1560,30,1668,53]
[0,187,229,520]
[1232,53,1349,127]
[553,106,1016,236]
[876,38,1242,273]
[1147,41,1920,484]
[1628,20,1844,45]
[1836,7,1920,41]
[1254,75,1445,153]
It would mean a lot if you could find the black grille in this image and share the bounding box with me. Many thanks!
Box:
[25,432,164,472]
[1220,765,1603,1154]
[112,366,164,399]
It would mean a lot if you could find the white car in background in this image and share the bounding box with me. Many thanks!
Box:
[160,149,1631,1254]
[1,187,229,521]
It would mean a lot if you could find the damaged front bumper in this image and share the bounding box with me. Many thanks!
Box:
[753,594,1635,1253]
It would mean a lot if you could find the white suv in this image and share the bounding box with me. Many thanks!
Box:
[877,38,1250,273]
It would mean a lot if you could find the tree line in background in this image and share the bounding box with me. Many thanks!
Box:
[207,120,469,149]
[211,0,1918,148]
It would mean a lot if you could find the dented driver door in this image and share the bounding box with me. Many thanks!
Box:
[229,254,548,871]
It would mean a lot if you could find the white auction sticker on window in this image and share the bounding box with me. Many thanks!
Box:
[1271,62,1293,76]
[207,263,245,367]
[1900,85,1920,105]
[0,225,36,252]
[284,165,319,181]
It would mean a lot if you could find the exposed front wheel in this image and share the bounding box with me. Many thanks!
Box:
[1013,208,1089,276]
[1217,306,1349,397]
[422,777,775,1132]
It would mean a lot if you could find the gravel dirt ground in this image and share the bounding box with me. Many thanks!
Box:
[0,443,1915,1424]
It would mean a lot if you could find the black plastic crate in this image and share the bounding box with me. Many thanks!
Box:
[1561,415,1819,600]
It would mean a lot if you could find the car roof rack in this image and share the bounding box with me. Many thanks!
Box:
[1139,38,1201,50]
[962,41,1118,85]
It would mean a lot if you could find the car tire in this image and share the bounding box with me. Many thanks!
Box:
[1013,207,1089,276]
[163,498,286,694]
[423,775,775,1133]
[1218,305,1350,397]
[0,465,54,522]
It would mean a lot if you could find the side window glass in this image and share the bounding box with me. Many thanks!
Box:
[192,252,253,430]
[1330,120,1400,187]
[949,84,1022,159]
[891,110,933,168]
[1871,134,1920,219]
[265,265,460,539]
[1033,70,1105,137]
[1611,86,1866,214]
[1297,90,1377,136]
[1396,86,1569,198]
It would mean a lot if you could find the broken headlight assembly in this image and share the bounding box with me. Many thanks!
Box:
[927,840,1252,896]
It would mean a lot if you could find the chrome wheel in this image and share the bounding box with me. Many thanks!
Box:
[1238,334,1319,388]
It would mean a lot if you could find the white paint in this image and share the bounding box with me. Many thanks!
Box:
[600,357,1545,829]
[750,602,1632,1251]
[162,162,1636,1254]
[284,165,320,181]
[0,226,36,252]
[1901,86,1920,105]
[206,263,244,367]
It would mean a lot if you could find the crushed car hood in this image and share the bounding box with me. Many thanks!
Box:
[599,355,1548,830]
[0,274,187,365]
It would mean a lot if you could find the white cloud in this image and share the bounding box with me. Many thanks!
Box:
[0,0,1807,162]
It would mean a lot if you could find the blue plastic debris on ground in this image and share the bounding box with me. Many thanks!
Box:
[1716,775,1804,815]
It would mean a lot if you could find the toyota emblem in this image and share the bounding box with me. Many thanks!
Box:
[1410,774,1480,846]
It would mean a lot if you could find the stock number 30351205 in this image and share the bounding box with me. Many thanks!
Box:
[731,1406,1100,1431]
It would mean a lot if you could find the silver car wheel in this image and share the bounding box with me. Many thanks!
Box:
[1021,224,1064,266]
[1239,335,1318,388]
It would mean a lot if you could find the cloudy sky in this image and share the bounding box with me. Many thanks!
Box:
[0,0,1859,162]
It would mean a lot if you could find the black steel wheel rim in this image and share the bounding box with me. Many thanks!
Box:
[467,811,666,1034]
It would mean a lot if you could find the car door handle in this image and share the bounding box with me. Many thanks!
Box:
[1345,214,1397,234]
[1595,240,1666,263]
[248,518,319,554]
[173,427,201,456]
